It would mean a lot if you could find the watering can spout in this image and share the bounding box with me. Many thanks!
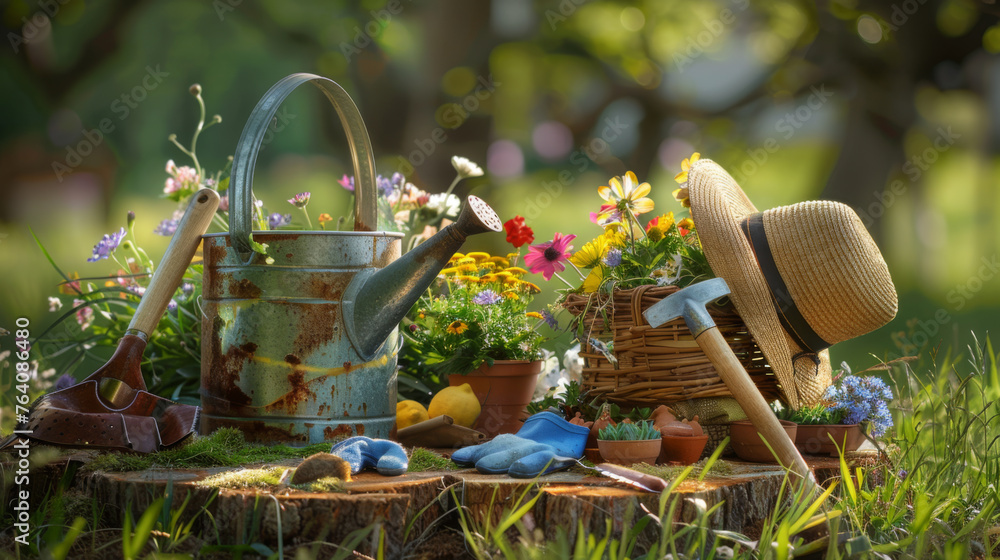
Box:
[346,195,504,359]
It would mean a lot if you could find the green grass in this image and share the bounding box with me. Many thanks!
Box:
[407,446,459,472]
[82,427,334,472]
[197,466,287,490]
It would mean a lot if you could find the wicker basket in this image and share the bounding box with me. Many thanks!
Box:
[562,284,781,408]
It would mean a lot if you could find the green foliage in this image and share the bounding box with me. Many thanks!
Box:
[82,427,331,472]
[399,253,545,388]
[598,420,660,441]
[407,447,459,472]
[776,402,844,425]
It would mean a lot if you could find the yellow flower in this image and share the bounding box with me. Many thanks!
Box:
[502,290,520,300]
[457,257,476,266]
[673,152,700,184]
[504,266,528,276]
[598,171,654,216]
[447,320,469,334]
[418,311,426,319]
[646,212,676,242]
[518,280,542,294]
[478,261,496,271]
[466,251,491,262]
[459,263,479,273]
[440,267,460,276]
[448,253,465,264]
[455,275,480,284]
[480,273,500,283]
[525,312,544,320]
[582,267,604,293]
[504,276,520,286]
[678,218,694,231]
[493,271,512,279]
[570,236,609,269]
[600,227,627,247]
[673,153,700,208]
[488,256,510,268]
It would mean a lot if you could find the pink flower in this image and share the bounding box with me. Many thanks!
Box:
[524,233,577,281]
[218,195,229,212]
[73,299,93,330]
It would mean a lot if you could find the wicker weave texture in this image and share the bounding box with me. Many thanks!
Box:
[563,285,781,407]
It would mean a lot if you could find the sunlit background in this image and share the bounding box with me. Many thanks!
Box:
[3,0,1000,371]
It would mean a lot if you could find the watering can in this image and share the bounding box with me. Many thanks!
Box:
[200,74,502,444]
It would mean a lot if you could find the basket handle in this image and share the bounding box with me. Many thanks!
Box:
[230,73,378,261]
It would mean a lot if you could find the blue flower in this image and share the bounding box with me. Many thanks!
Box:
[473,289,502,305]
[824,374,894,437]
[376,175,394,197]
[540,309,559,330]
[154,219,179,236]
[602,247,622,268]
[269,213,292,229]
[87,228,127,262]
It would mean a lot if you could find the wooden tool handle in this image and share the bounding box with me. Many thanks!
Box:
[697,326,817,491]
[128,189,220,336]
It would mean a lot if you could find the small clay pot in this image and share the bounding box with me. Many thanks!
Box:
[659,434,709,465]
[795,424,865,456]
[597,439,661,466]
[729,420,798,463]
[584,447,603,463]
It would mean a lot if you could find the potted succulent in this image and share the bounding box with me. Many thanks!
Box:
[651,406,709,465]
[399,223,553,437]
[783,366,894,456]
[597,420,662,466]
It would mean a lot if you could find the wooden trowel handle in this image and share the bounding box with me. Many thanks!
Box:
[697,325,817,492]
[127,189,220,336]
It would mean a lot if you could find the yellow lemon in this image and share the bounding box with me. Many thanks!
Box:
[396,400,429,430]
[428,383,481,428]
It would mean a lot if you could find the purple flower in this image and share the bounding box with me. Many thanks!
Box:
[269,213,292,229]
[287,192,311,208]
[167,299,178,311]
[54,374,76,391]
[391,172,405,188]
[87,228,127,262]
[338,174,355,192]
[540,309,559,330]
[154,219,179,236]
[603,248,622,268]
[473,289,502,305]
[376,175,394,197]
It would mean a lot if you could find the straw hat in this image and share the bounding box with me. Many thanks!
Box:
[686,159,897,409]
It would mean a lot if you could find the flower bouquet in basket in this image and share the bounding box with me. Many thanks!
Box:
[525,155,781,410]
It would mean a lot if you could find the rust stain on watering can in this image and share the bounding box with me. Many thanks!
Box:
[199,74,503,445]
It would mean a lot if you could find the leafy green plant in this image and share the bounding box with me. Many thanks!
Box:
[399,250,548,387]
[598,420,660,441]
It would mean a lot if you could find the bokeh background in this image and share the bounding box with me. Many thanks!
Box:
[2,0,1000,378]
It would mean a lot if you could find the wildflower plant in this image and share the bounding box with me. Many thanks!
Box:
[398,249,549,395]
[525,162,712,298]
[777,362,895,437]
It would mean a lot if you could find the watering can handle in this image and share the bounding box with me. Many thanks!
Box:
[230,73,378,261]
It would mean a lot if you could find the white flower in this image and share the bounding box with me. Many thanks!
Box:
[427,193,461,218]
[48,297,63,312]
[451,156,484,178]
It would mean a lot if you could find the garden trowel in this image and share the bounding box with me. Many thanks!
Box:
[1,189,219,454]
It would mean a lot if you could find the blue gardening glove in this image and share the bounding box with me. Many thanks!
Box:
[451,412,589,478]
[331,436,408,476]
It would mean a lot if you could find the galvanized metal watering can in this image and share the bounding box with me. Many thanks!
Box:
[200,74,502,444]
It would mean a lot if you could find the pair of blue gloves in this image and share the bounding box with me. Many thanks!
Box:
[331,411,590,478]
[451,411,590,478]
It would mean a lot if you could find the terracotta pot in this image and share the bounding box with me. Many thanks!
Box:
[597,439,661,466]
[659,434,709,465]
[584,447,603,464]
[729,420,798,463]
[795,424,865,456]
[449,360,542,438]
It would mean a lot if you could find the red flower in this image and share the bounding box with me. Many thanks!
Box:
[504,215,535,248]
